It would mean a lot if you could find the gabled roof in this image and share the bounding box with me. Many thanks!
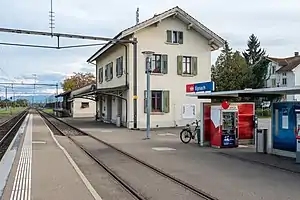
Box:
[87,6,225,63]
[55,84,96,98]
[267,56,300,72]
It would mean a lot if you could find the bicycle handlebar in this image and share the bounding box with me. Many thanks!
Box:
[191,119,200,125]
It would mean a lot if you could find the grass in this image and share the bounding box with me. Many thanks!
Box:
[0,107,27,117]
[43,108,54,114]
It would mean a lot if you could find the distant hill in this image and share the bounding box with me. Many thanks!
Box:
[5,95,57,103]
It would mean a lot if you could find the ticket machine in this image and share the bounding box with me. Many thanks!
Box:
[221,110,238,147]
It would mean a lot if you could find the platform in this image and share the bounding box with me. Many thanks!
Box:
[64,117,300,200]
[0,113,101,200]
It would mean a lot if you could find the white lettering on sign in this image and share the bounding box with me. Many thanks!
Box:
[222,105,238,111]
[195,85,206,92]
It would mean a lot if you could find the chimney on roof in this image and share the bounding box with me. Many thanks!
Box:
[295,52,299,57]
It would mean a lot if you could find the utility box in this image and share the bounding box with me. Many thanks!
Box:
[116,116,121,127]
[256,129,268,153]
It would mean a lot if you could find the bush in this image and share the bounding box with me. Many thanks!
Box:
[256,108,271,117]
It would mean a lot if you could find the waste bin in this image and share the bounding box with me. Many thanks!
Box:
[256,129,268,153]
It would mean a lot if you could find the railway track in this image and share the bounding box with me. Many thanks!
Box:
[0,109,29,160]
[39,110,219,200]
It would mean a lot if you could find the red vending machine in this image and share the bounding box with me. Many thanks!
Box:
[208,102,255,148]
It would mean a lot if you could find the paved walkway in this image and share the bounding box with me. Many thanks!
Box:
[65,118,300,200]
[217,147,300,173]
[1,113,101,200]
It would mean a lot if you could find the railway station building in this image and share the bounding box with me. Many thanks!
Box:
[78,6,225,129]
[55,84,96,118]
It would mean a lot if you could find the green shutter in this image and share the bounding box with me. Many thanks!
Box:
[191,57,198,76]
[178,31,183,44]
[120,56,123,76]
[105,66,108,81]
[162,55,168,74]
[166,30,172,43]
[115,59,118,76]
[177,56,183,75]
[163,90,170,113]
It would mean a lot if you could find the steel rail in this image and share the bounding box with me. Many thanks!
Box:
[38,110,147,200]
[0,110,29,146]
[39,110,219,200]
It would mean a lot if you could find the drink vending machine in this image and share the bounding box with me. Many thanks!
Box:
[210,103,239,148]
[208,102,255,148]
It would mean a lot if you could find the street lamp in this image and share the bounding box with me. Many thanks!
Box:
[142,50,154,139]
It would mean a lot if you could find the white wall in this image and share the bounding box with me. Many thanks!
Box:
[133,17,212,128]
[293,65,300,100]
[96,44,128,89]
[72,98,96,118]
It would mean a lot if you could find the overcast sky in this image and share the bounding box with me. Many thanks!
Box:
[0,0,299,96]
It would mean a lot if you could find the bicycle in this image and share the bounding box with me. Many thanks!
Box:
[180,119,200,144]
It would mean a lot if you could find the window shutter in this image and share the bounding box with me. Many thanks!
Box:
[191,57,198,76]
[105,66,108,81]
[110,63,113,80]
[177,56,183,75]
[178,31,183,44]
[163,90,170,113]
[116,59,119,76]
[120,56,123,76]
[166,30,172,43]
[162,54,168,74]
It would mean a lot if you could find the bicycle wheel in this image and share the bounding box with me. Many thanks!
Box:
[180,130,192,144]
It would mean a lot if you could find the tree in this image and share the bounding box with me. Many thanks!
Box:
[61,72,96,91]
[243,34,266,65]
[243,34,269,88]
[212,41,250,91]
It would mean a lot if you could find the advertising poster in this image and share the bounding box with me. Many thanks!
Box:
[182,104,196,119]
[282,108,288,129]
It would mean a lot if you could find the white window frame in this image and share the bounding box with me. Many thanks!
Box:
[282,78,287,86]
[171,31,183,44]
[116,56,123,77]
[99,67,103,83]
[182,56,191,74]
[271,79,276,87]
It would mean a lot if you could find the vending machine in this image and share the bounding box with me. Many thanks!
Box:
[221,109,238,147]
[210,104,239,148]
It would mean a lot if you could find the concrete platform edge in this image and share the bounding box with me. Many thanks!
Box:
[0,114,29,199]
[40,116,103,200]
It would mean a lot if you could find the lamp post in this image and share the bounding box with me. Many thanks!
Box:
[142,50,154,139]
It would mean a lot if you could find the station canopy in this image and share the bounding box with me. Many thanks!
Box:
[186,86,300,99]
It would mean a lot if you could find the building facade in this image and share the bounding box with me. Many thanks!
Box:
[56,84,96,118]
[266,52,300,101]
[87,7,225,129]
